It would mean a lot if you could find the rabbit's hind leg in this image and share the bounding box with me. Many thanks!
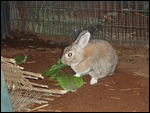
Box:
[109,64,117,76]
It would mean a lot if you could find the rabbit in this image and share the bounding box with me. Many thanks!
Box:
[61,30,118,85]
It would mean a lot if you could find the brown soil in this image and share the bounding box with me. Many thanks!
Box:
[1,31,149,112]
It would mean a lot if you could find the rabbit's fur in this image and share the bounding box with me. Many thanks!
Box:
[61,30,118,85]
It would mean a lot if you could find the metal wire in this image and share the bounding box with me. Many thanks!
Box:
[8,1,149,44]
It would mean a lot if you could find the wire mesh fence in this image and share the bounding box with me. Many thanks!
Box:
[8,1,149,44]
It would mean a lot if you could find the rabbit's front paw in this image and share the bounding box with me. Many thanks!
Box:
[74,73,81,77]
[90,78,98,85]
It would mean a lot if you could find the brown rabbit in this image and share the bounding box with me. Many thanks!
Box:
[61,30,118,85]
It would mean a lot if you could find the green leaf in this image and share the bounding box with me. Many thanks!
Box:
[14,54,27,65]
[43,59,67,79]
[56,74,83,91]
[44,59,84,91]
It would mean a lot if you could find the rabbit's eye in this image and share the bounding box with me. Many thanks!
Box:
[68,53,72,57]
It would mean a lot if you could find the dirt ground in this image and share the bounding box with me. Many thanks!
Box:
[1,31,149,112]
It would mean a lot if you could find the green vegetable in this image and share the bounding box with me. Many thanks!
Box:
[44,59,67,79]
[56,74,83,91]
[44,59,84,91]
[14,54,27,65]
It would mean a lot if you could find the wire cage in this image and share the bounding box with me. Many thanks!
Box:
[7,1,149,44]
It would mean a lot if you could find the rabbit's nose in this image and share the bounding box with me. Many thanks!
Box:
[60,58,65,64]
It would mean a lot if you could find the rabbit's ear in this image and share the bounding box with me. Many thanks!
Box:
[74,30,91,49]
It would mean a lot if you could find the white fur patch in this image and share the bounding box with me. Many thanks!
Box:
[74,73,81,77]
[90,78,98,85]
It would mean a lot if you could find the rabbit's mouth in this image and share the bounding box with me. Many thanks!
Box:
[60,58,70,66]
[65,62,71,66]
[60,58,66,64]
[70,62,79,67]
[61,56,80,67]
